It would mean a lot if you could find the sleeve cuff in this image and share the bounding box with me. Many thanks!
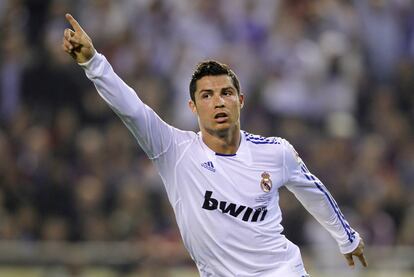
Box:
[339,232,361,254]
[78,52,107,79]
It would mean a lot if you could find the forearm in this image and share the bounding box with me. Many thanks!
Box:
[283,140,360,254]
[79,52,173,159]
[292,175,368,266]
[286,168,360,254]
[79,52,144,117]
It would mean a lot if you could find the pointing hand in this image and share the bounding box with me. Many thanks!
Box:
[62,13,95,63]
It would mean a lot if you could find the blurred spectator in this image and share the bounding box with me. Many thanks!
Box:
[354,0,406,83]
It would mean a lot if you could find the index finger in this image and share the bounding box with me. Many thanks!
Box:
[357,253,368,267]
[65,13,84,33]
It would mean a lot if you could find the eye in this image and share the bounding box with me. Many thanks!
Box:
[201,93,212,99]
[223,90,233,96]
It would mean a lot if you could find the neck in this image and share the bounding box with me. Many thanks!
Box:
[201,126,241,154]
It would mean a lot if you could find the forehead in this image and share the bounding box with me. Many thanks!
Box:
[195,75,235,92]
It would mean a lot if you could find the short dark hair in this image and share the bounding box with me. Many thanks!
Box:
[189,60,240,102]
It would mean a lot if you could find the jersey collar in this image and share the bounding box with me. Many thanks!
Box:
[198,131,252,164]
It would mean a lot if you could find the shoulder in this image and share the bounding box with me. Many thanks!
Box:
[242,131,286,163]
[152,128,198,161]
[171,127,198,146]
[243,131,283,145]
[242,131,300,164]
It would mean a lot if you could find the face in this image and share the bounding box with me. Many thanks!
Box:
[189,75,244,136]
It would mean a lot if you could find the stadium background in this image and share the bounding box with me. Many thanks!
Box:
[1,0,414,276]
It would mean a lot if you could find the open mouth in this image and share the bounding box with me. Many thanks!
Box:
[214,112,228,123]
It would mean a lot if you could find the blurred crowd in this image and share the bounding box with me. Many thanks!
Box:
[0,0,414,265]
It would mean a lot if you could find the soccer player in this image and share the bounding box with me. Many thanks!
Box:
[62,13,367,277]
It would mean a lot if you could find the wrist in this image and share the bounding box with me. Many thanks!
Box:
[78,50,97,67]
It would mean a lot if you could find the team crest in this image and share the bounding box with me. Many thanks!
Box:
[260,172,272,192]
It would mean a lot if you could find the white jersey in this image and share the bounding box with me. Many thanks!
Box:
[80,53,361,277]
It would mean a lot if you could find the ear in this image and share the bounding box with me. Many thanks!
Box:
[188,99,197,114]
[239,93,245,109]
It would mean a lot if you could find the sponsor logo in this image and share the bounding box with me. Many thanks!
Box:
[202,191,267,222]
[201,161,215,172]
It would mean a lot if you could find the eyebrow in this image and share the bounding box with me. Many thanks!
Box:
[199,89,213,94]
[221,86,235,92]
[199,87,235,94]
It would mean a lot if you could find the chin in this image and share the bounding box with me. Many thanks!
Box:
[202,121,238,135]
[214,123,234,134]
[215,122,231,129]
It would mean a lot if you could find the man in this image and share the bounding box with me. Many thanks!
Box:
[62,13,367,276]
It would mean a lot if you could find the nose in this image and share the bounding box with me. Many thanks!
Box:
[213,95,225,108]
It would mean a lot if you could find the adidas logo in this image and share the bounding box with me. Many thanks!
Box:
[201,161,215,172]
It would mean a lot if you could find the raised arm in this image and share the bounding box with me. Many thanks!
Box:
[282,140,368,268]
[61,13,174,159]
